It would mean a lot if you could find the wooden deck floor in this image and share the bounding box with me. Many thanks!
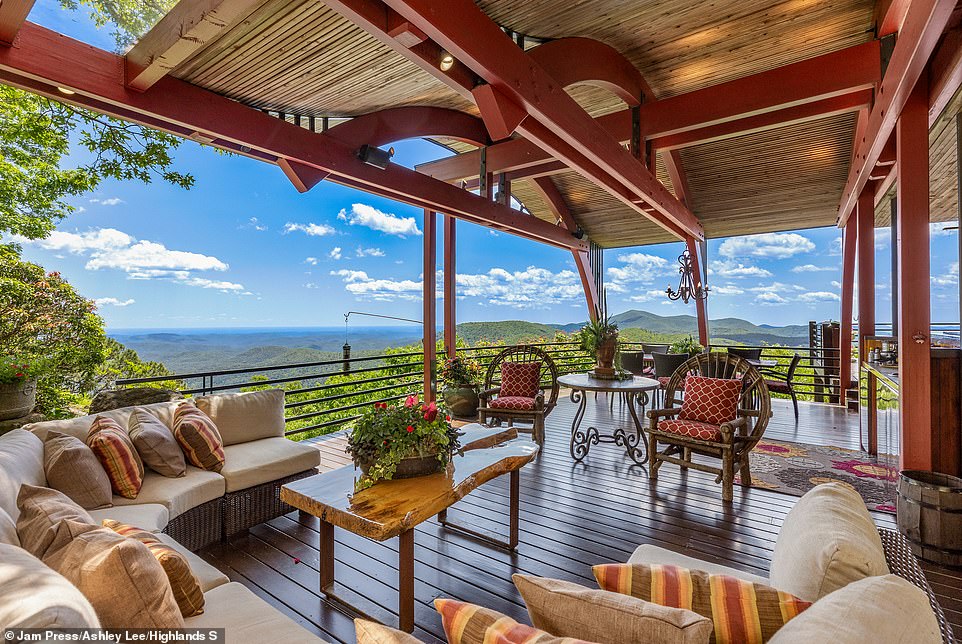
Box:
[199,397,962,643]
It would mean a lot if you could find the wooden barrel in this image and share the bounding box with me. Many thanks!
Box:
[897,470,962,567]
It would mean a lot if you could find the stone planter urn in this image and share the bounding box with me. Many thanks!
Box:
[0,378,37,421]
[442,386,479,418]
[594,336,618,377]
[359,452,445,480]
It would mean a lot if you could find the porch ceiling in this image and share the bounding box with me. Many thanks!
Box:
[163,0,877,247]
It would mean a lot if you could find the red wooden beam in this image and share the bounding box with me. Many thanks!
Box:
[423,210,437,403]
[416,41,881,182]
[839,216,857,395]
[528,37,644,107]
[928,25,962,124]
[686,237,709,347]
[0,0,34,45]
[856,187,876,364]
[838,0,956,226]
[125,0,267,91]
[529,177,579,232]
[0,23,584,251]
[896,77,933,471]
[573,250,601,321]
[325,106,489,148]
[377,0,703,240]
[442,215,456,359]
[876,0,911,36]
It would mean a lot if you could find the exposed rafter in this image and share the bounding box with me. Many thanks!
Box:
[928,21,962,124]
[837,0,956,226]
[0,23,583,251]
[125,0,268,91]
[325,106,490,148]
[0,0,35,45]
[530,177,579,232]
[416,41,881,183]
[527,37,645,107]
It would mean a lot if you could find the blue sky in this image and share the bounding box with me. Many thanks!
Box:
[12,1,961,330]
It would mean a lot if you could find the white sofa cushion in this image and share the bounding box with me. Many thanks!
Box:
[220,438,319,493]
[195,390,286,446]
[627,543,770,586]
[24,400,190,443]
[0,542,101,629]
[111,466,225,520]
[769,482,888,601]
[0,429,45,522]
[89,503,170,533]
[768,574,941,643]
[0,507,17,546]
[155,533,229,592]
[186,582,329,643]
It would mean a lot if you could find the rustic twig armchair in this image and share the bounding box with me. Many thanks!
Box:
[477,345,559,446]
[647,352,772,502]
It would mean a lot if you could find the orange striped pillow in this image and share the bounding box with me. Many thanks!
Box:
[435,598,596,644]
[86,416,144,499]
[593,564,810,644]
[172,404,224,472]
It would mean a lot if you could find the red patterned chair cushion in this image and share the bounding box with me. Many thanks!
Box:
[765,379,791,394]
[499,361,542,398]
[488,396,537,411]
[658,418,722,442]
[678,375,742,426]
[657,374,686,389]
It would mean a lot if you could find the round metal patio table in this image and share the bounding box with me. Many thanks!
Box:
[558,373,659,465]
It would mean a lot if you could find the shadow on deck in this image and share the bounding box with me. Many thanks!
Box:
[198,397,962,643]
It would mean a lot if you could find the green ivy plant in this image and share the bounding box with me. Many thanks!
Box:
[346,395,463,491]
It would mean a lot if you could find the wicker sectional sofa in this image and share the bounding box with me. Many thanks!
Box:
[0,389,327,643]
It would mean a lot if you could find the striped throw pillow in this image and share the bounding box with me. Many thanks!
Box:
[435,598,596,644]
[86,416,144,499]
[593,564,811,644]
[102,520,204,617]
[172,404,225,472]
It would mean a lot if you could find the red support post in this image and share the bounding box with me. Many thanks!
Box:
[896,78,933,471]
[839,216,857,395]
[856,187,876,365]
[442,215,457,359]
[686,238,709,347]
[423,210,437,404]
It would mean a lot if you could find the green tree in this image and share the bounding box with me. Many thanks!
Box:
[93,338,181,393]
[61,0,176,49]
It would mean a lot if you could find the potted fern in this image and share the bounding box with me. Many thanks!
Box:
[671,335,705,358]
[575,315,619,378]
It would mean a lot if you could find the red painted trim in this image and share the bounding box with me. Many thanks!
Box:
[325,106,490,148]
[876,0,911,36]
[530,177,579,232]
[840,217,857,393]
[572,250,600,321]
[838,0,956,226]
[896,77,933,471]
[278,159,329,193]
[665,152,692,208]
[423,210,437,403]
[528,37,644,106]
[442,215,456,359]
[472,84,527,140]
[0,23,584,251]
[0,0,34,45]
[685,238,709,346]
[856,187,876,366]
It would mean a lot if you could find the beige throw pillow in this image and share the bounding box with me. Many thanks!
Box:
[513,574,713,644]
[195,389,285,446]
[768,575,942,643]
[128,408,186,478]
[43,519,184,629]
[769,482,888,601]
[16,484,95,559]
[355,618,424,643]
[44,431,113,510]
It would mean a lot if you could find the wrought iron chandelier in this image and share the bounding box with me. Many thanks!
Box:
[666,249,709,304]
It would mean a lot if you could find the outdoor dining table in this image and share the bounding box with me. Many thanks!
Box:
[749,358,778,368]
[558,372,659,465]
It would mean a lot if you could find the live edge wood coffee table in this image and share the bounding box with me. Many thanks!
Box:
[280,425,538,632]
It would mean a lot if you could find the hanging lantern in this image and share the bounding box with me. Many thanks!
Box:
[666,249,709,304]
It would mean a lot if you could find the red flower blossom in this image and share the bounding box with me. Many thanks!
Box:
[406,425,415,433]
[445,415,451,421]
[404,394,418,408]
[423,401,438,422]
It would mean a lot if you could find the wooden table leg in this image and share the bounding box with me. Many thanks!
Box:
[398,529,415,632]
[319,520,335,593]
[509,469,520,549]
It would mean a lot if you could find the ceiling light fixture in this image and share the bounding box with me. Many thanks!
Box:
[357,144,395,170]
[439,50,455,71]
[666,249,709,304]
[56,87,76,95]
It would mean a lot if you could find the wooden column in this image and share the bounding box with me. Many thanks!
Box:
[686,237,709,347]
[423,210,437,403]
[442,215,457,358]
[896,78,933,471]
[839,217,857,395]
[857,186,876,363]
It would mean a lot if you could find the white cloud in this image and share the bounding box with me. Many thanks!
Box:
[94,297,135,307]
[356,246,385,257]
[797,291,840,303]
[19,228,134,254]
[712,284,744,295]
[931,222,958,237]
[756,292,789,305]
[89,197,124,206]
[85,240,227,273]
[718,232,815,259]
[606,253,672,291]
[182,277,249,293]
[328,247,343,260]
[932,262,959,287]
[283,222,336,236]
[243,217,268,231]
[709,259,772,279]
[337,203,421,236]
[628,289,670,303]
[330,269,423,301]
[792,264,835,273]
[304,257,318,265]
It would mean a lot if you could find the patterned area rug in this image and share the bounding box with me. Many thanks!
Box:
[733,439,898,513]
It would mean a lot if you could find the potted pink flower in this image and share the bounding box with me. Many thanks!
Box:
[0,357,40,421]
